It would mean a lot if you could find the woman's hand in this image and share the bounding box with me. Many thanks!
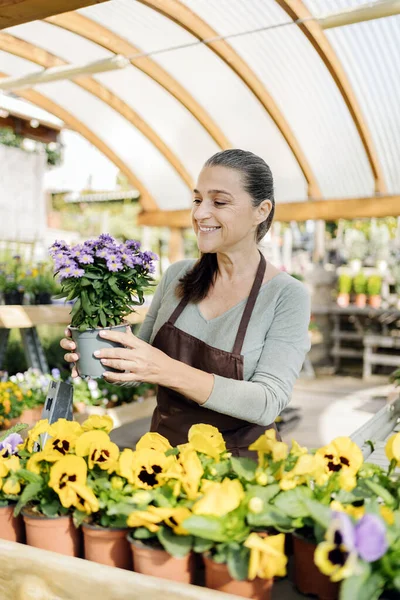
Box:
[60,328,79,378]
[95,327,171,384]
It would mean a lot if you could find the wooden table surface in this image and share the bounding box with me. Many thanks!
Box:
[0,305,148,329]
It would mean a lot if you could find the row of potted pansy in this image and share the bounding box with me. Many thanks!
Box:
[0,256,60,305]
[1,417,400,600]
[0,369,155,431]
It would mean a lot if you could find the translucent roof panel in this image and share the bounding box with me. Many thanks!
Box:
[79,0,308,203]
[181,0,374,199]
[0,91,63,128]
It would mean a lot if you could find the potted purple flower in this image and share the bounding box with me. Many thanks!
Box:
[49,234,157,378]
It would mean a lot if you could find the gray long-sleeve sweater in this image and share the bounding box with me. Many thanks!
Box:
[138,259,311,426]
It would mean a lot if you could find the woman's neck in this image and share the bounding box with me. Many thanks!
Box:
[216,246,261,283]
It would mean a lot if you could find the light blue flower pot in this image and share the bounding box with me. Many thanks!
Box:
[70,323,128,379]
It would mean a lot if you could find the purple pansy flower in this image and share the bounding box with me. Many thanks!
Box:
[329,512,388,563]
[0,433,23,456]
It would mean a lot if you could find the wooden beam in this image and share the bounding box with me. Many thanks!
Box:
[137,195,400,226]
[0,112,59,143]
[320,0,400,29]
[276,0,386,194]
[0,72,157,211]
[138,0,321,199]
[47,12,232,151]
[168,227,185,263]
[0,33,191,193]
[0,0,108,30]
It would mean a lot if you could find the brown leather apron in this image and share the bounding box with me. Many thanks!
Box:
[150,252,279,457]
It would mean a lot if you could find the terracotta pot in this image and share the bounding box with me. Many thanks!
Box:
[355,293,367,308]
[83,524,132,570]
[19,406,44,426]
[203,555,272,599]
[0,505,25,543]
[293,535,339,600]
[336,293,349,308]
[23,511,81,557]
[369,295,381,309]
[129,538,194,583]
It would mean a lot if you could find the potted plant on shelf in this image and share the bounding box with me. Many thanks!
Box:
[336,274,352,308]
[0,381,25,430]
[367,274,382,309]
[25,262,60,305]
[49,234,157,378]
[0,255,26,305]
[0,426,27,542]
[353,271,368,308]
[7,368,60,426]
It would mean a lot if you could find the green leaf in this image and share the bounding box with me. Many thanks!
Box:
[40,498,61,517]
[247,506,294,531]
[70,297,81,317]
[193,536,214,553]
[132,527,155,539]
[14,481,43,516]
[340,566,383,600]
[183,515,227,542]
[108,277,125,298]
[73,509,87,528]
[0,423,29,441]
[230,457,257,482]
[246,483,280,504]
[157,526,193,558]
[302,498,332,530]
[364,480,396,507]
[227,545,250,581]
[17,469,43,485]
[81,289,94,316]
[273,486,313,519]
[99,309,107,328]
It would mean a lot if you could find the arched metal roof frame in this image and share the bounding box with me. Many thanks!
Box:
[45,11,232,151]
[276,0,386,194]
[0,32,193,192]
[0,70,157,210]
[138,0,321,199]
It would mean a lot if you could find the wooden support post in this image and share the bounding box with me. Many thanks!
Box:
[168,227,185,264]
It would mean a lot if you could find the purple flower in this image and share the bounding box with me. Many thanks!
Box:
[70,267,85,278]
[57,263,83,281]
[98,233,115,245]
[78,253,94,265]
[328,512,387,564]
[0,433,23,456]
[125,240,141,251]
[96,248,108,259]
[70,244,85,258]
[355,514,388,562]
[51,368,61,379]
[107,259,123,272]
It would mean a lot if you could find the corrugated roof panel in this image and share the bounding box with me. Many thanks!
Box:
[80,0,308,202]
[0,50,192,209]
[304,0,372,18]
[6,20,112,63]
[181,0,375,199]
[96,68,220,180]
[323,17,400,193]
[38,80,193,210]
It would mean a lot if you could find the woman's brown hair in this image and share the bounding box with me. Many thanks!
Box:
[177,149,275,303]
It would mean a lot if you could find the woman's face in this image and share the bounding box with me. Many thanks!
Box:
[192,165,270,255]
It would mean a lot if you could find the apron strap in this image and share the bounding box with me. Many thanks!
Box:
[168,295,190,326]
[232,252,267,356]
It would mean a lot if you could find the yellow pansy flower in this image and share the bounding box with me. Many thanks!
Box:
[111,476,124,491]
[43,419,83,457]
[248,429,281,467]
[290,440,308,457]
[193,478,245,517]
[188,424,226,461]
[118,448,176,489]
[164,507,192,535]
[26,419,50,452]
[69,482,99,514]
[81,415,114,434]
[2,478,21,495]
[127,506,175,532]
[244,533,287,580]
[75,430,119,472]
[272,442,289,462]
[49,455,87,508]
[385,432,400,465]
[279,454,327,491]
[162,445,204,500]
[136,432,172,453]
[26,450,60,475]
[314,541,357,582]
[316,437,363,476]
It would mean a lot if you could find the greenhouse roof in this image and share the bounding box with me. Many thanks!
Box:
[0,0,399,222]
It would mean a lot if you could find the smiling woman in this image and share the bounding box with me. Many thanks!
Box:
[61,149,311,457]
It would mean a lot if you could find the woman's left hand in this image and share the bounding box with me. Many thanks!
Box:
[95,327,170,383]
